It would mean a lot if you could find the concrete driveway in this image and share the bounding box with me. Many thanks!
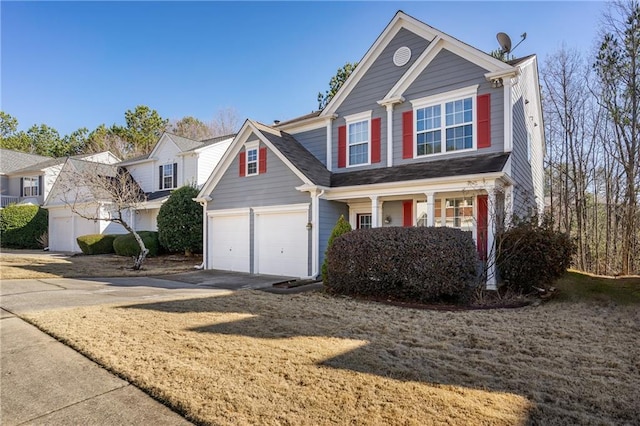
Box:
[0,271,291,425]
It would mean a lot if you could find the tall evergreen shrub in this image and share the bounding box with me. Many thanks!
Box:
[321,215,352,282]
[0,204,48,249]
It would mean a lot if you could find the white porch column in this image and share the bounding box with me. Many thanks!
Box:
[370,196,381,228]
[425,192,435,226]
[486,188,497,290]
[325,119,333,172]
[310,188,323,278]
[385,104,394,167]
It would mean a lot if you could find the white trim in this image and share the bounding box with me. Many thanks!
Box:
[344,110,372,168]
[325,119,333,172]
[207,207,251,218]
[348,202,372,229]
[503,78,513,152]
[244,145,259,177]
[321,12,439,116]
[252,203,309,215]
[411,85,479,158]
[197,120,314,200]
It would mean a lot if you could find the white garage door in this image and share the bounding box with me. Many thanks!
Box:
[255,205,309,278]
[73,217,96,252]
[208,210,250,272]
[50,216,73,252]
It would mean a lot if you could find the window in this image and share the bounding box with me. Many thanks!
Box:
[22,177,39,197]
[344,111,371,167]
[357,214,372,229]
[416,201,428,226]
[412,86,478,157]
[444,197,474,232]
[246,148,258,175]
[159,163,177,190]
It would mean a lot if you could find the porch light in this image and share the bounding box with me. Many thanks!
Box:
[306,222,312,230]
[384,216,392,224]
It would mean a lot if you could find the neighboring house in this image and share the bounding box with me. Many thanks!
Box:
[0,149,119,208]
[117,132,234,231]
[44,160,134,252]
[196,11,545,288]
[44,132,233,251]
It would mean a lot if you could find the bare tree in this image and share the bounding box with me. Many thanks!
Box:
[594,0,640,274]
[53,159,149,269]
[209,107,240,136]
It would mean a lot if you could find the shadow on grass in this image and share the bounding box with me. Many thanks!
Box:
[554,271,640,304]
[119,291,640,425]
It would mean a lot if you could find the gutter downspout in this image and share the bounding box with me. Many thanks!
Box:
[311,189,325,279]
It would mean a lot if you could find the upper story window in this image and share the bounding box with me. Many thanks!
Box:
[239,142,267,177]
[345,111,371,167]
[159,163,177,190]
[22,176,40,197]
[412,85,478,157]
[246,148,258,176]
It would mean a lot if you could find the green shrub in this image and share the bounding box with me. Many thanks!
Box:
[76,234,116,255]
[497,218,574,292]
[157,186,202,255]
[113,231,160,257]
[324,226,477,303]
[0,204,48,249]
[321,215,352,282]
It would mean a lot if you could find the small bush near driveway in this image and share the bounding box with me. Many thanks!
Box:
[113,231,160,257]
[76,234,117,255]
[0,204,48,249]
[325,226,477,303]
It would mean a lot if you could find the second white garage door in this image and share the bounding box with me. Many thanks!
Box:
[208,209,250,273]
[50,216,73,252]
[254,205,309,278]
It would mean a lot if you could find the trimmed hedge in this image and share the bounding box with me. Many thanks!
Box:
[157,186,202,255]
[76,234,117,255]
[324,226,478,303]
[0,204,48,249]
[113,231,160,257]
[497,220,574,292]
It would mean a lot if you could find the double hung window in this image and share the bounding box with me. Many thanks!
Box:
[22,177,39,197]
[246,148,258,176]
[412,86,477,157]
[344,111,371,167]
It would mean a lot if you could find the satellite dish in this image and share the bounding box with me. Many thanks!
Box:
[497,32,512,53]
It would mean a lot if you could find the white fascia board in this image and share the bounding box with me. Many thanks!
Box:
[323,172,510,200]
[197,120,314,200]
[146,133,172,159]
[321,12,437,117]
[276,115,335,133]
[118,157,153,167]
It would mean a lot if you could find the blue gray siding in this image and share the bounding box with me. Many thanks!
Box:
[292,127,326,165]
[332,28,431,172]
[394,49,505,165]
[318,199,349,268]
[510,94,536,217]
[381,200,404,226]
[209,141,309,210]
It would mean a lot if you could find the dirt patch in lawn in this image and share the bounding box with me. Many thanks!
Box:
[24,292,639,425]
[0,250,202,280]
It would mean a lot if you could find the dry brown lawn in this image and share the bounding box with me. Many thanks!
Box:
[0,250,202,280]
[24,291,640,425]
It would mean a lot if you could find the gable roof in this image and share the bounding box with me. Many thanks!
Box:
[5,151,117,175]
[321,10,515,115]
[0,149,52,174]
[252,122,331,187]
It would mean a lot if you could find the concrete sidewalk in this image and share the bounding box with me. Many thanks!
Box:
[0,276,229,425]
[1,308,192,425]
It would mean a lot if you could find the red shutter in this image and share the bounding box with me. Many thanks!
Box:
[402,110,413,159]
[371,117,381,163]
[338,125,346,168]
[259,147,267,174]
[477,94,491,148]
[477,195,488,260]
[239,152,246,177]
[402,200,413,227]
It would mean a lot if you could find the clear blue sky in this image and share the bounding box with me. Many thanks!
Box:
[2,1,606,136]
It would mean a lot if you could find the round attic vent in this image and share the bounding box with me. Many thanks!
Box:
[393,46,411,67]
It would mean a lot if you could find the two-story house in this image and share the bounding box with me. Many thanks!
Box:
[0,149,119,208]
[196,11,545,288]
[44,132,233,252]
